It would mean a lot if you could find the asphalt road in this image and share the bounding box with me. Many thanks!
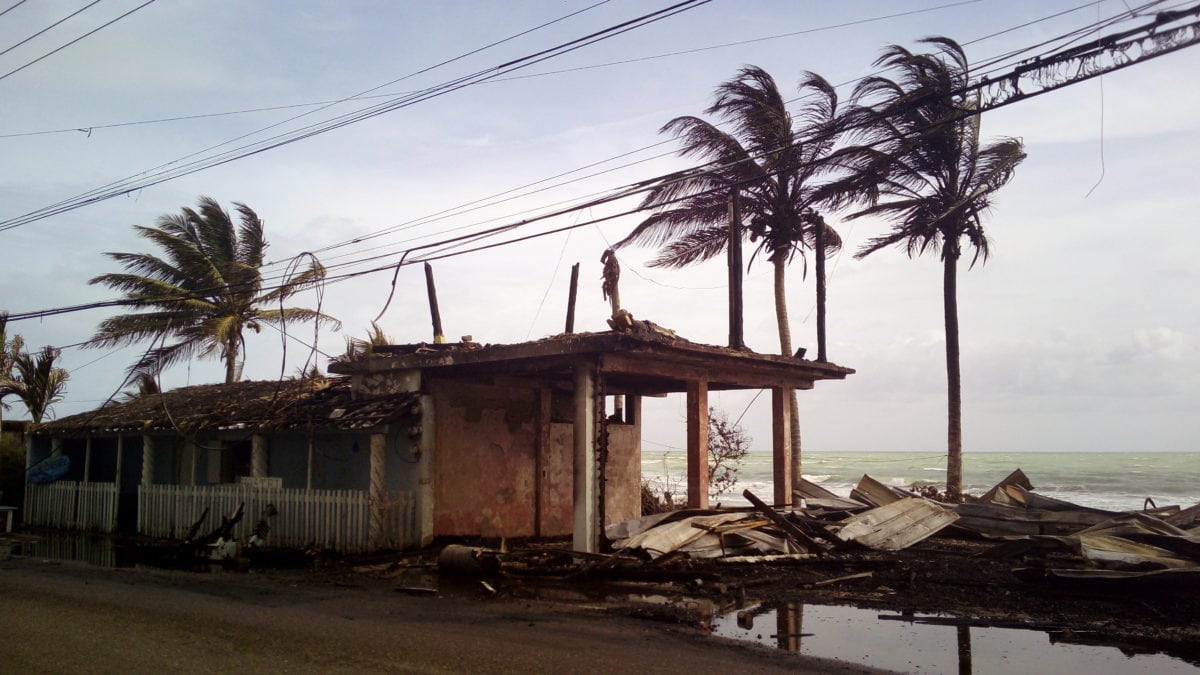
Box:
[0,558,887,674]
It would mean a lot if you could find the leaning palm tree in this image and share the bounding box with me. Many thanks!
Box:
[823,38,1026,500]
[2,346,69,424]
[616,66,843,479]
[88,197,340,383]
[0,313,25,426]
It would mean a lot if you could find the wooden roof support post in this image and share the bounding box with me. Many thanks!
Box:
[114,435,124,494]
[251,434,268,479]
[687,380,709,509]
[141,435,155,486]
[83,436,92,484]
[772,387,793,506]
[424,262,446,344]
[305,434,314,490]
[369,432,387,550]
[565,262,580,334]
[573,364,599,553]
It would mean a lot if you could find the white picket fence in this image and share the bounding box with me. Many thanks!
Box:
[24,482,119,533]
[137,485,416,552]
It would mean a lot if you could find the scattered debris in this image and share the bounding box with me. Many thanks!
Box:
[438,544,501,576]
[832,498,959,551]
[811,571,874,588]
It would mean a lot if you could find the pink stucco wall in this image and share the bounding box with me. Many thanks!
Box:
[431,381,641,538]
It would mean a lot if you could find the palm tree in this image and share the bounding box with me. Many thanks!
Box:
[88,197,340,383]
[110,370,160,406]
[338,321,395,365]
[0,313,25,426]
[615,66,843,480]
[824,38,1026,500]
[2,346,69,424]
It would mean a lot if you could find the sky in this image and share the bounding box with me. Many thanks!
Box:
[1,0,1197,458]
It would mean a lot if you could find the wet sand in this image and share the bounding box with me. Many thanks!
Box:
[0,558,885,674]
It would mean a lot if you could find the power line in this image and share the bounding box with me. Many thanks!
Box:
[0,1,29,19]
[6,3,1195,326]
[0,0,1116,245]
[0,0,158,83]
[0,0,103,59]
[0,0,711,233]
[257,0,1149,272]
[489,0,987,84]
[0,0,982,140]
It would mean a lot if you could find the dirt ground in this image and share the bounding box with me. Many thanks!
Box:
[0,554,883,674]
[4,530,1198,671]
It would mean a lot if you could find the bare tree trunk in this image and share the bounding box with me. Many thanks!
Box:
[772,257,803,496]
[943,244,963,502]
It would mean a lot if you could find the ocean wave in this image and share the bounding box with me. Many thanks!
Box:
[802,474,831,483]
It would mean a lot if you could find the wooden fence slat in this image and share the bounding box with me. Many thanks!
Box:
[130,485,379,552]
[24,482,118,533]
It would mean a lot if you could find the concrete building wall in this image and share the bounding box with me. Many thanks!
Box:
[429,380,644,539]
[432,381,538,537]
[540,423,574,536]
[538,421,641,536]
[605,423,641,525]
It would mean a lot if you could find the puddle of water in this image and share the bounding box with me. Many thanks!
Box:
[10,531,132,568]
[712,602,1200,674]
[8,531,267,572]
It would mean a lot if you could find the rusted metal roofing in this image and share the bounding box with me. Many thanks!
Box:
[35,377,419,436]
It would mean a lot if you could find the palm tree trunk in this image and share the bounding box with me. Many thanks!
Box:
[943,244,963,502]
[814,218,828,363]
[225,337,239,384]
[773,256,803,500]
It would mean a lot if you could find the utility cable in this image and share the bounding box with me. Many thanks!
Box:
[7,4,1196,326]
[0,0,709,232]
[256,0,1152,272]
[0,0,983,139]
[0,0,103,59]
[0,0,157,83]
[0,1,28,19]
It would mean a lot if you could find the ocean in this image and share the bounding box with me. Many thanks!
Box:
[641,450,1200,512]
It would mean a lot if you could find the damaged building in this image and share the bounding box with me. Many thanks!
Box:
[26,330,853,552]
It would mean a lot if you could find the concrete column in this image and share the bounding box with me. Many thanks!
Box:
[207,441,223,485]
[83,437,92,483]
[417,394,435,547]
[305,435,315,490]
[141,436,155,486]
[251,434,268,478]
[572,365,598,553]
[686,380,709,509]
[369,432,387,549]
[772,387,793,506]
[179,437,196,486]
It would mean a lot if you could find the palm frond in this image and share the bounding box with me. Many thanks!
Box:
[647,226,732,268]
